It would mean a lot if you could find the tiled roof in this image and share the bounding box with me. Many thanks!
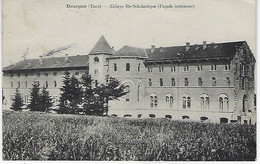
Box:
[113,45,148,58]
[3,55,89,71]
[147,41,246,61]
[89,35,113,55]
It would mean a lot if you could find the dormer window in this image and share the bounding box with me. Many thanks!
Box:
[211,65,217,71]
[224,64,231,70]
[184,66,189,72]
[126,63,130,71]
[94,57,99,63]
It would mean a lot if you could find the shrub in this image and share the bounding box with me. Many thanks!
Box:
[149,114,155,118]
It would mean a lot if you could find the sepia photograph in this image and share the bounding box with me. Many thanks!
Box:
[1,0,257,162]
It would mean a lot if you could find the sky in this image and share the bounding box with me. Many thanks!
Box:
[2,0,256,67]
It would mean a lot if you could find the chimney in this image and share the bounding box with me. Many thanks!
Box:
[65,54,69,62]
[39,56,43,65]
[151,45,155,53]
[186,42,190,51]
[203,41,207,50]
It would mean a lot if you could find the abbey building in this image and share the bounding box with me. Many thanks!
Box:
[2,36,256,124]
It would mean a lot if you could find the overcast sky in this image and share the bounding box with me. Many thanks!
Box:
[2,0,256,67]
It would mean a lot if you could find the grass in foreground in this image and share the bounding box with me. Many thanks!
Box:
[2,111,256,161]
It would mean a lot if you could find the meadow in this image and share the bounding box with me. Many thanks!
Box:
[2,111,256,161]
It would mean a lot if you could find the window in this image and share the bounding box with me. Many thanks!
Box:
[126,63,130,71]
[242,94,248,112]
[94,57,99,63]
[150,94,158,108]
[171,78,175,86]
[148,67,153,72]
[45,81,48,88]
[184,78,189,86]
[11,81,13,88]
[138,63,141,72]
[54,81,57,88]
[159,67,164,72]
[53,72,57,76]
[25,81,28,88]
[45,73,48,76]
[114,63,117,71]
[226,77,230,86]
[184,66,189,72]
[160,78,163,86]
[224,64,231,70]
[95,80,98,87]
[18,81,20,88]
[197,65,203,71]
[171,66,176,72]
[212,77,216,86]
[242,77,245,90]
[149,78,152,86]
[219,94,229,111]
[94,70,98,74]
[211,64,217,71]
[166,94,174,108]
[198,77,202,86]
[125,85,130,102]
[137,85,140,102]
[200,94,209,110]
[183,94,191,109]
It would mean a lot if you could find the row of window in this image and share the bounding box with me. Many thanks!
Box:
[147,64,231,73]
[113,63,141,72]
[7,71,80,78]
[150,93,229,111]
[148,77,231,87]
[10,81,57,88]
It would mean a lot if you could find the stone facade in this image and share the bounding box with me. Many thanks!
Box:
[2,36,256,124]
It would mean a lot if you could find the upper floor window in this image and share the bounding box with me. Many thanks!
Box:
[25,81,28,88]
[197,65,203,71]
[198,77,202,86]
[211,64,217,71]
[150,94,158,108]
[200,94,209,110]
[125,85,130,102]
[219,94,229,111]
[94,57,99,63]
[224,64,231,70]
[45,81,48,88]
[114,63,117,71]
[240,64,245,76]
[137,85,140,102]
[148,67,153,73]
[54,81,57,88]
[94,70,98,74]
[183,94,191,109]
[159,67,164,72]
[184,78,189,86]
[242,77,246,90]
[95,80,98,87]
[183,66,189,72]
[159,78,163,86]
[171,78,176,86]
[126,63,130,71]
[138,63,141,72]
[166,94,174,108]
[149,78,152,87]
[17,81,20,88]
[11,82,13,88]
[212,77,216,86]
[171,66,176,72]
[226,77,230,86]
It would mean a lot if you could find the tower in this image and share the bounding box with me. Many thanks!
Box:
[88,35,113,85]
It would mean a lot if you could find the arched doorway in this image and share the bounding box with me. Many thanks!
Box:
[242,95,248,112]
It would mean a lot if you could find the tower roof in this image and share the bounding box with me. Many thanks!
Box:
[89,35,113,55]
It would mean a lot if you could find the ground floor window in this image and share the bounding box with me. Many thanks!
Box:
[183,94,191,109]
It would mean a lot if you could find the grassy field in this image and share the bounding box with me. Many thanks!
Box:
[2,111,256,161]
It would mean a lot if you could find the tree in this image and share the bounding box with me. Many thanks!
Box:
[59,71,83,114]
[28,82,41,111]
[10,88,24,111]
[92,75,128,116]
[39,87,53,112]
